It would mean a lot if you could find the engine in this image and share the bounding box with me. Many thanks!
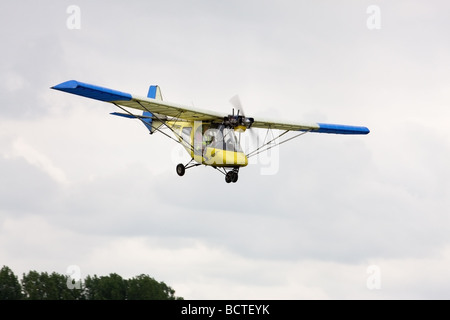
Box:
[223,112,254,130]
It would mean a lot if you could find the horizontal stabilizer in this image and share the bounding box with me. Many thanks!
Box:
[109,112,164,134]
[110,112,138,119]
[110,112,153,119]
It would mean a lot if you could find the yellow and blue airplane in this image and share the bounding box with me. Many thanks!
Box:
[52,80,369,183]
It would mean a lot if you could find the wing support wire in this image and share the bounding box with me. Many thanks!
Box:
[246,128,311,159]
[112,102,195,154]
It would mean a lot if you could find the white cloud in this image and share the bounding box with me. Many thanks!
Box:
[1,71,26,92]
[1,0,450,300]
[9,137,69,185]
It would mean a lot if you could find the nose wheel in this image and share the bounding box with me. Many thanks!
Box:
[176,159,202,177]
[225,170,239,183]
[176,164,185,176]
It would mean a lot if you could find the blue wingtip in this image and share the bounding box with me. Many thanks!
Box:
[51,80,79,90]
[316,123,370,135]
[51,80,132,102]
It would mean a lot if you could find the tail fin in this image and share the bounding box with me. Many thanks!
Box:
[110,85,164,134]
[142,85,163,133]
[147,85,163,101]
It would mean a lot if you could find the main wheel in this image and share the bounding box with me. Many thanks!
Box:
[225,171,233,183]
[176,164,185,176]
[231,171,238,183]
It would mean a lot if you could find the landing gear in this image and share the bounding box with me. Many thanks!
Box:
[176,159,201,177]
[225,170,238,183]
[177,160,240,184]
[176,164,185,176]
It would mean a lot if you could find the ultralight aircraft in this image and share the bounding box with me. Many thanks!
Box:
[52,80,369,183]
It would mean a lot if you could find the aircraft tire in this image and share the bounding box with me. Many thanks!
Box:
[176,164,185,176]
[225,172,233,183]
[232,172,238,183]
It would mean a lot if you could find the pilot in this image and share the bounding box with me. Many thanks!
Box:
[203,134,213,147]
[224,133,235,152]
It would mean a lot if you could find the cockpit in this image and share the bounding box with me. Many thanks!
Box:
[202,124,242,153]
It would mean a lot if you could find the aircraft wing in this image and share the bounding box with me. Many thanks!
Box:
[52,80,369,135]
[251,118,370,135]
[51,80,227,121]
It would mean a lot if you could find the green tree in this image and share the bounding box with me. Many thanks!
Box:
[2,265,183,300]
[0,266,22,300]
[84,273,127,300]
[21,270,84,300]
[45,271,84,300]
[21,270,43,299]
[127,274,181,300]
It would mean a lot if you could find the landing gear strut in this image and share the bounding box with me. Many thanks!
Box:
[177,160,240,184]
[176,159,201,177]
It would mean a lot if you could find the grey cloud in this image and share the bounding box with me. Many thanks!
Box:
[2,0,450,299]
[0,156,61,215]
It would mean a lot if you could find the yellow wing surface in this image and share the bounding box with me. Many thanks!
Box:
[52,80,226,121]
[51,80,369,135]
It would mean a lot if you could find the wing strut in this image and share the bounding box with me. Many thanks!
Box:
[246,129,311,159]
[134,101,196,153]
[112,102,195,153]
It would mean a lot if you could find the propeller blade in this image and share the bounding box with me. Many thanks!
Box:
[229,95,244,116]
[229,94,256,144]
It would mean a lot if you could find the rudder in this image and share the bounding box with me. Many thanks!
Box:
[143,85,163,133]
[147,85,163,101]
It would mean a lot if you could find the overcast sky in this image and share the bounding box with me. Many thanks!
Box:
[1,0,450,299]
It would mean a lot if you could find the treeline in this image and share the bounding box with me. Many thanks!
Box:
[0,266,183,300]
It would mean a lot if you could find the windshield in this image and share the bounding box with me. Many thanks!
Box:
[204,125,242,152]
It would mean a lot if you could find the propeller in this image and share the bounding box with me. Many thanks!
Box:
[228,94,256,145]
[229,95,243,117]
[228,95,254,128]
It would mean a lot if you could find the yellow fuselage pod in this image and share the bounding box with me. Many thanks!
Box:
[169,120,248,168]
[201,147,248,167]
